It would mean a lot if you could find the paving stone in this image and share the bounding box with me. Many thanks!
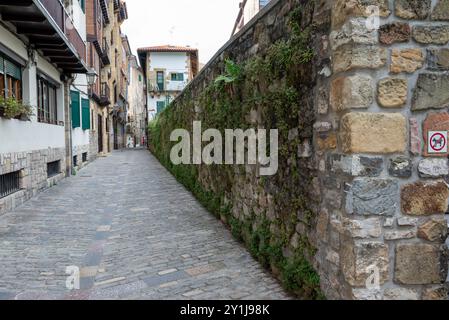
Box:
[0,151,289,300]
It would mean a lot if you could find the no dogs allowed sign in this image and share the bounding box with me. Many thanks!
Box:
[428,131,448,154]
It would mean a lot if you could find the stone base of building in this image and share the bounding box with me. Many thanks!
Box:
[0,148,66,216]
[72,144,91,172]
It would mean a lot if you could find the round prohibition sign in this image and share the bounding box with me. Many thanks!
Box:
[430,132,447,152]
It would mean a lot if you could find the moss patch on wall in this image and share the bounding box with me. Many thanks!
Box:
[148,1,324,299]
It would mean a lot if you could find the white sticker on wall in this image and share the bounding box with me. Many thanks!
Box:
[428,131,448,154]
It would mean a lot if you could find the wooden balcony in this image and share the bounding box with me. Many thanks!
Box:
[99,82,111,107]
[0,0,88,73]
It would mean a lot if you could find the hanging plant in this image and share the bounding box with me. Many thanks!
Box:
[0,96,33,121]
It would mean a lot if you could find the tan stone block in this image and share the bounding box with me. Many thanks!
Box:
[330,75,374,111]
[333,45,387,73]
[395,244,447,285]
[401,180,449,216]
[341,113,407,154]
[341,240,389,286]
[418,218,448,242]
[422,286,449,300]
[332,0,390,29]
[384,287,419,300]
[377,78,408,108]
[391,49,424,73]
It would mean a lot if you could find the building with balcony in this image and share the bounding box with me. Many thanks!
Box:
[86,0,111,158]
[232,0,271,36]
[137,45,199,120]
[100,0,129,151]
[126,55,146,148]
[0,0,88,214]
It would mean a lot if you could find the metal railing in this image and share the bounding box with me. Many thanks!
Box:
[0,171,20,199]
[101,82,110,99]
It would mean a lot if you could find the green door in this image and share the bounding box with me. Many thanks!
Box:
[156,71,164,91]
[81,98,90,130]
[71,91,80,128]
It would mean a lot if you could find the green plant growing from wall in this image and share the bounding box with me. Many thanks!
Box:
[148,3,324,299]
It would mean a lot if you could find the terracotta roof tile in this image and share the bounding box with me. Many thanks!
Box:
[137,45,198,53]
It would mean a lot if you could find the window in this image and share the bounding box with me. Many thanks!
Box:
[79,0,85,13]
[73,155,78,167]
[156,71,164,91]
[82,152,88,163]
[81,98,90,130]
[0,171,20,199]
[259,0,270,8]
[171,73,184,82]
[0,55,22,101]
[37,76,58,124]
[47,161,61,178]
[156,101,165,114]
[70,91,80,128]
[138,74,142,82]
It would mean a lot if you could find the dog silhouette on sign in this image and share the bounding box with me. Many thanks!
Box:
[433,136,445,149]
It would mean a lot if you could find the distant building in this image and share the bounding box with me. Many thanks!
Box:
[232,0,271,36]
[137,45,199,120]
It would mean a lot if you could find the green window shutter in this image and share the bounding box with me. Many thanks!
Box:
[156,101,165,114]
[5,59,21,80]
[71,90,80,128]
[178,73,184,81]
[80,0,85,13]
[81,98,90,130]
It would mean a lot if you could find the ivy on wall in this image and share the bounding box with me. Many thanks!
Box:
[149,2,324,299]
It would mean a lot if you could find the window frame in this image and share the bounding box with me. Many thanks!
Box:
[0,54,22,101]
[37,75,58,125]
[170,73,184,82]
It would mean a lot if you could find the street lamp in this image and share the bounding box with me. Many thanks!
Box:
[86,68,98,86]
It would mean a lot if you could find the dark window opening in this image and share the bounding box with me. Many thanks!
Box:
[82,152,88,163]
[171,73,184,81]
[73,155,78,167]
[47,160,61,178]
[0,171,20,199]
[156,71,164,91]
[37,75,58,124]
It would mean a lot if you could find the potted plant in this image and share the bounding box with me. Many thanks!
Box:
[0,96,33,121]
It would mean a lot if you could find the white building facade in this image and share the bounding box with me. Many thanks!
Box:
[0,0,88,214]
[232,0,271,35]
[137,46,199,120]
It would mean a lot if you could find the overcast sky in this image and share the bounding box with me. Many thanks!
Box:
[121,0,242,65]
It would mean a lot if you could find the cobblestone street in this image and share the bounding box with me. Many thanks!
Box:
[0,150,289,300]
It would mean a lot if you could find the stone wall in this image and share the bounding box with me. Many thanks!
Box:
[149,0,449,299]
[317,0,449,300]
[0,148,66,215]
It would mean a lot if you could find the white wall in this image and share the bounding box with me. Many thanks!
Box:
[149,52,188,91]
[66,0,90,150]
[0,25,66,154]
[147,52,188,120]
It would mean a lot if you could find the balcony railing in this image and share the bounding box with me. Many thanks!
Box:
[100,82,111,107]
[101,38,110,65]
[39,0,86,63]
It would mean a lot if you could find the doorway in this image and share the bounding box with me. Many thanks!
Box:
[98,115,103,153]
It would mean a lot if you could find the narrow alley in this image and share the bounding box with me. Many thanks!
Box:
[0,150,289,300]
